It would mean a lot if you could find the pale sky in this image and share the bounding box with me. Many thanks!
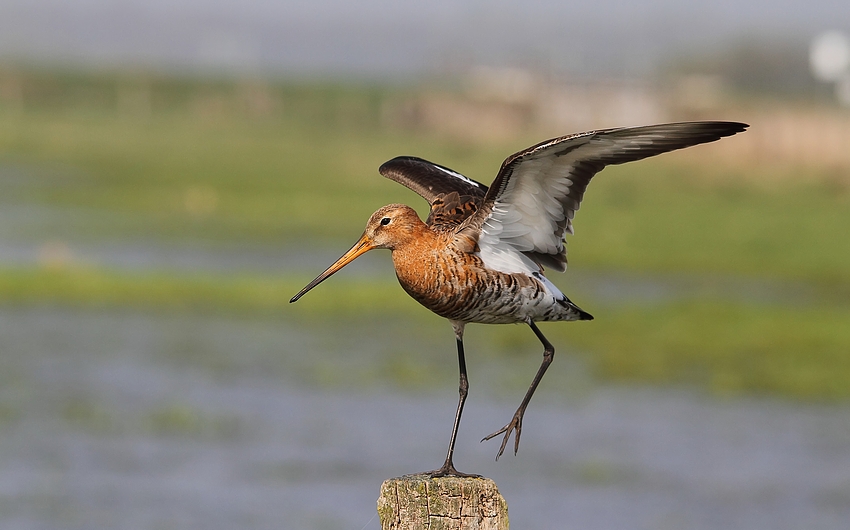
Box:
[1,0,848,78]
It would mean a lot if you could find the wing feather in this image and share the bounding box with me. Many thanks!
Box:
[379,156,488,230]
[458,121,748,274]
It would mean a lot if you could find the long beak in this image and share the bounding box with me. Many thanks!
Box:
[290,234,376,303]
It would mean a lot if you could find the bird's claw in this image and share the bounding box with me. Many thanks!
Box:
[481,412,523,460]
[427,460,481,478]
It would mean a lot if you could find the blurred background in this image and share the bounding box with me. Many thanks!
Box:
[2,1,850,529]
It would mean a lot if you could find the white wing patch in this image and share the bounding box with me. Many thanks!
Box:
[477,156,578,274]
[472,121,748,276]
[478,233,541,275]
[433,164,486,190]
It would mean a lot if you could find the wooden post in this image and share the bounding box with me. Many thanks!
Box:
[377,474,509,530]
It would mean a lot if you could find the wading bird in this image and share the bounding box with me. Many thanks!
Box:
[290,121,747,476]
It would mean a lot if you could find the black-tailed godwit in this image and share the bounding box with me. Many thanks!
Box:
[291,121,747,476]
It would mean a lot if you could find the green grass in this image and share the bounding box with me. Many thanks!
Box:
[3,95,848,284]
[2,69,849,400]
[2,266,849,400]
[569,163,850,285]
[0,267,414,317]
[562,300,850,400]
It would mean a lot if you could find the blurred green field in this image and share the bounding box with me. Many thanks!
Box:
[1,69,849,400]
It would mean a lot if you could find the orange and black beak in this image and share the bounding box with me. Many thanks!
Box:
[290,233,377,303]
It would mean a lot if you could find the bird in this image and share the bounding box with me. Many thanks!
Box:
[290,121,748,477]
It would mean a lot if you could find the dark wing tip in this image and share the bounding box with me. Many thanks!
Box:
[379,156,485,188]
[378,156,489,207]
[686,120,748,137]
[378,156,413,176]
[616,120,748,143]
[378,156,432,182]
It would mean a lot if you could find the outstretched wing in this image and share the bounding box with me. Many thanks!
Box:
[379,156,488,230]
[458,121,748,274]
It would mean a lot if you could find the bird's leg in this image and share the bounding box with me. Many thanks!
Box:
[430,321,480,478]
[482,320,554,460]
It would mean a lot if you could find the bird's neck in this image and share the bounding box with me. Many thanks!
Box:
[389,222,441,259]
[390,228,458,307]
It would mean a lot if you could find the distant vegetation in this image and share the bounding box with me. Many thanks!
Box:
[664,38,827,99]
[1,66,849,400]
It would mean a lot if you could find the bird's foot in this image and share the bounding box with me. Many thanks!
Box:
[481,410,523,460]
[427,460,481,478]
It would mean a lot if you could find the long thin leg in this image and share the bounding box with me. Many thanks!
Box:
[431,321,479,477]
[482,320,554,460]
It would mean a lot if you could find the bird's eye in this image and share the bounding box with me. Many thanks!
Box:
[380,217,391,226]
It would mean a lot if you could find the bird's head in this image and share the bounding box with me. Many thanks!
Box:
[290,204,422,303]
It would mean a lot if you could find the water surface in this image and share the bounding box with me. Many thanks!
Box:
[1,307,848,530]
